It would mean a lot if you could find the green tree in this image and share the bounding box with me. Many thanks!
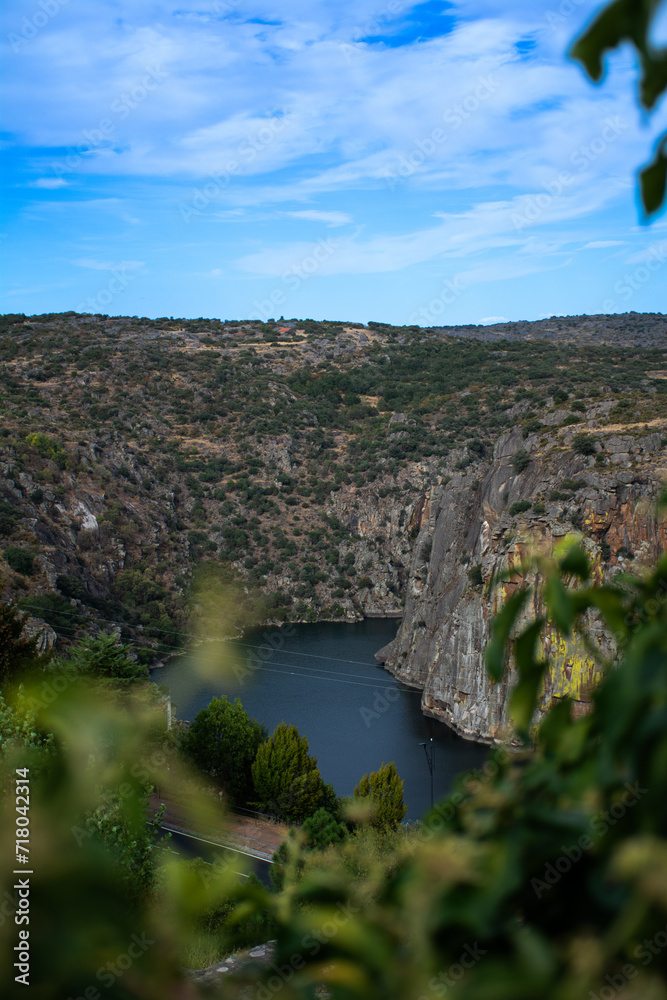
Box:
[353,760,406,831]
[0,598,44,687]
[251,721,323,822]
[180,695,266,806]
[302,806,347,850]
[61,631,149,681]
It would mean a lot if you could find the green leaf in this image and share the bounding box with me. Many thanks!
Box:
[485,587,531,681]
[544,574,573,635]
[571,0,667,214]
[511,620,547,737]
[558,545,590,581]
[640,134,667,215]
[570,0,646,82]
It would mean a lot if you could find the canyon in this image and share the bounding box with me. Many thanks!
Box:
[1,311,665,740]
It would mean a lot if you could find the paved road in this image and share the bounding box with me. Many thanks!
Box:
[160,824,274,887]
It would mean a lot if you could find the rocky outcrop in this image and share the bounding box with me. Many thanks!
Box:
[377,427,667,743]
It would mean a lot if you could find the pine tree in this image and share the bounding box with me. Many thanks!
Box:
[251,721,323,823]
[354,760,406,831]
[302,807,346,849]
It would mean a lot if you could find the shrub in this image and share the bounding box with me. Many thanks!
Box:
[77,529,95,551]
[18,592,75,632]
[561,478,586,491]
[3,546,35,576]
[56,574,86,601]
[509,500,532,516]
[522,418,543,437]
[468,564,483,586]
[0,501,19,536]
[511,448,531,473]
[573,433,597,456]
[24,431,64,461]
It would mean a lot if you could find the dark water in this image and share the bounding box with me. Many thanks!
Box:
[152,618,488,820]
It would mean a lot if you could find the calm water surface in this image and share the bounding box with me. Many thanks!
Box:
[152,619,488,820]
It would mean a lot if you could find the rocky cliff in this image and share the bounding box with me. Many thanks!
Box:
[376,413,667,743]
[1,311,666,694]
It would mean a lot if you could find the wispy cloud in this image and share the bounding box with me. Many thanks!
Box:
[73,258,145,271]
[30,177,69,189]
[582,240,626,249]
[284,210,352,227]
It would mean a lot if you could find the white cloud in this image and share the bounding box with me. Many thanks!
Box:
[283,210,352,226]
[30,178,69,189]
[73,258,145,271]
[479,316,509,325]
[582,240,626,249]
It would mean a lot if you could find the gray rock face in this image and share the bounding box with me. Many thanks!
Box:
[377,430,667,743]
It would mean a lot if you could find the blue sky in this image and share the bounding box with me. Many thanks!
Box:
[1,0,666,325]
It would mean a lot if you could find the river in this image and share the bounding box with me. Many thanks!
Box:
[152,618,488,820]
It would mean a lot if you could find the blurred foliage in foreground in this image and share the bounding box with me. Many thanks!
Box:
[225,534,667,1000]
[2,524,667,998]
[572,0,667,215]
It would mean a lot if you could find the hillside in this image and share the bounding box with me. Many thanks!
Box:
[1,311,666,705]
